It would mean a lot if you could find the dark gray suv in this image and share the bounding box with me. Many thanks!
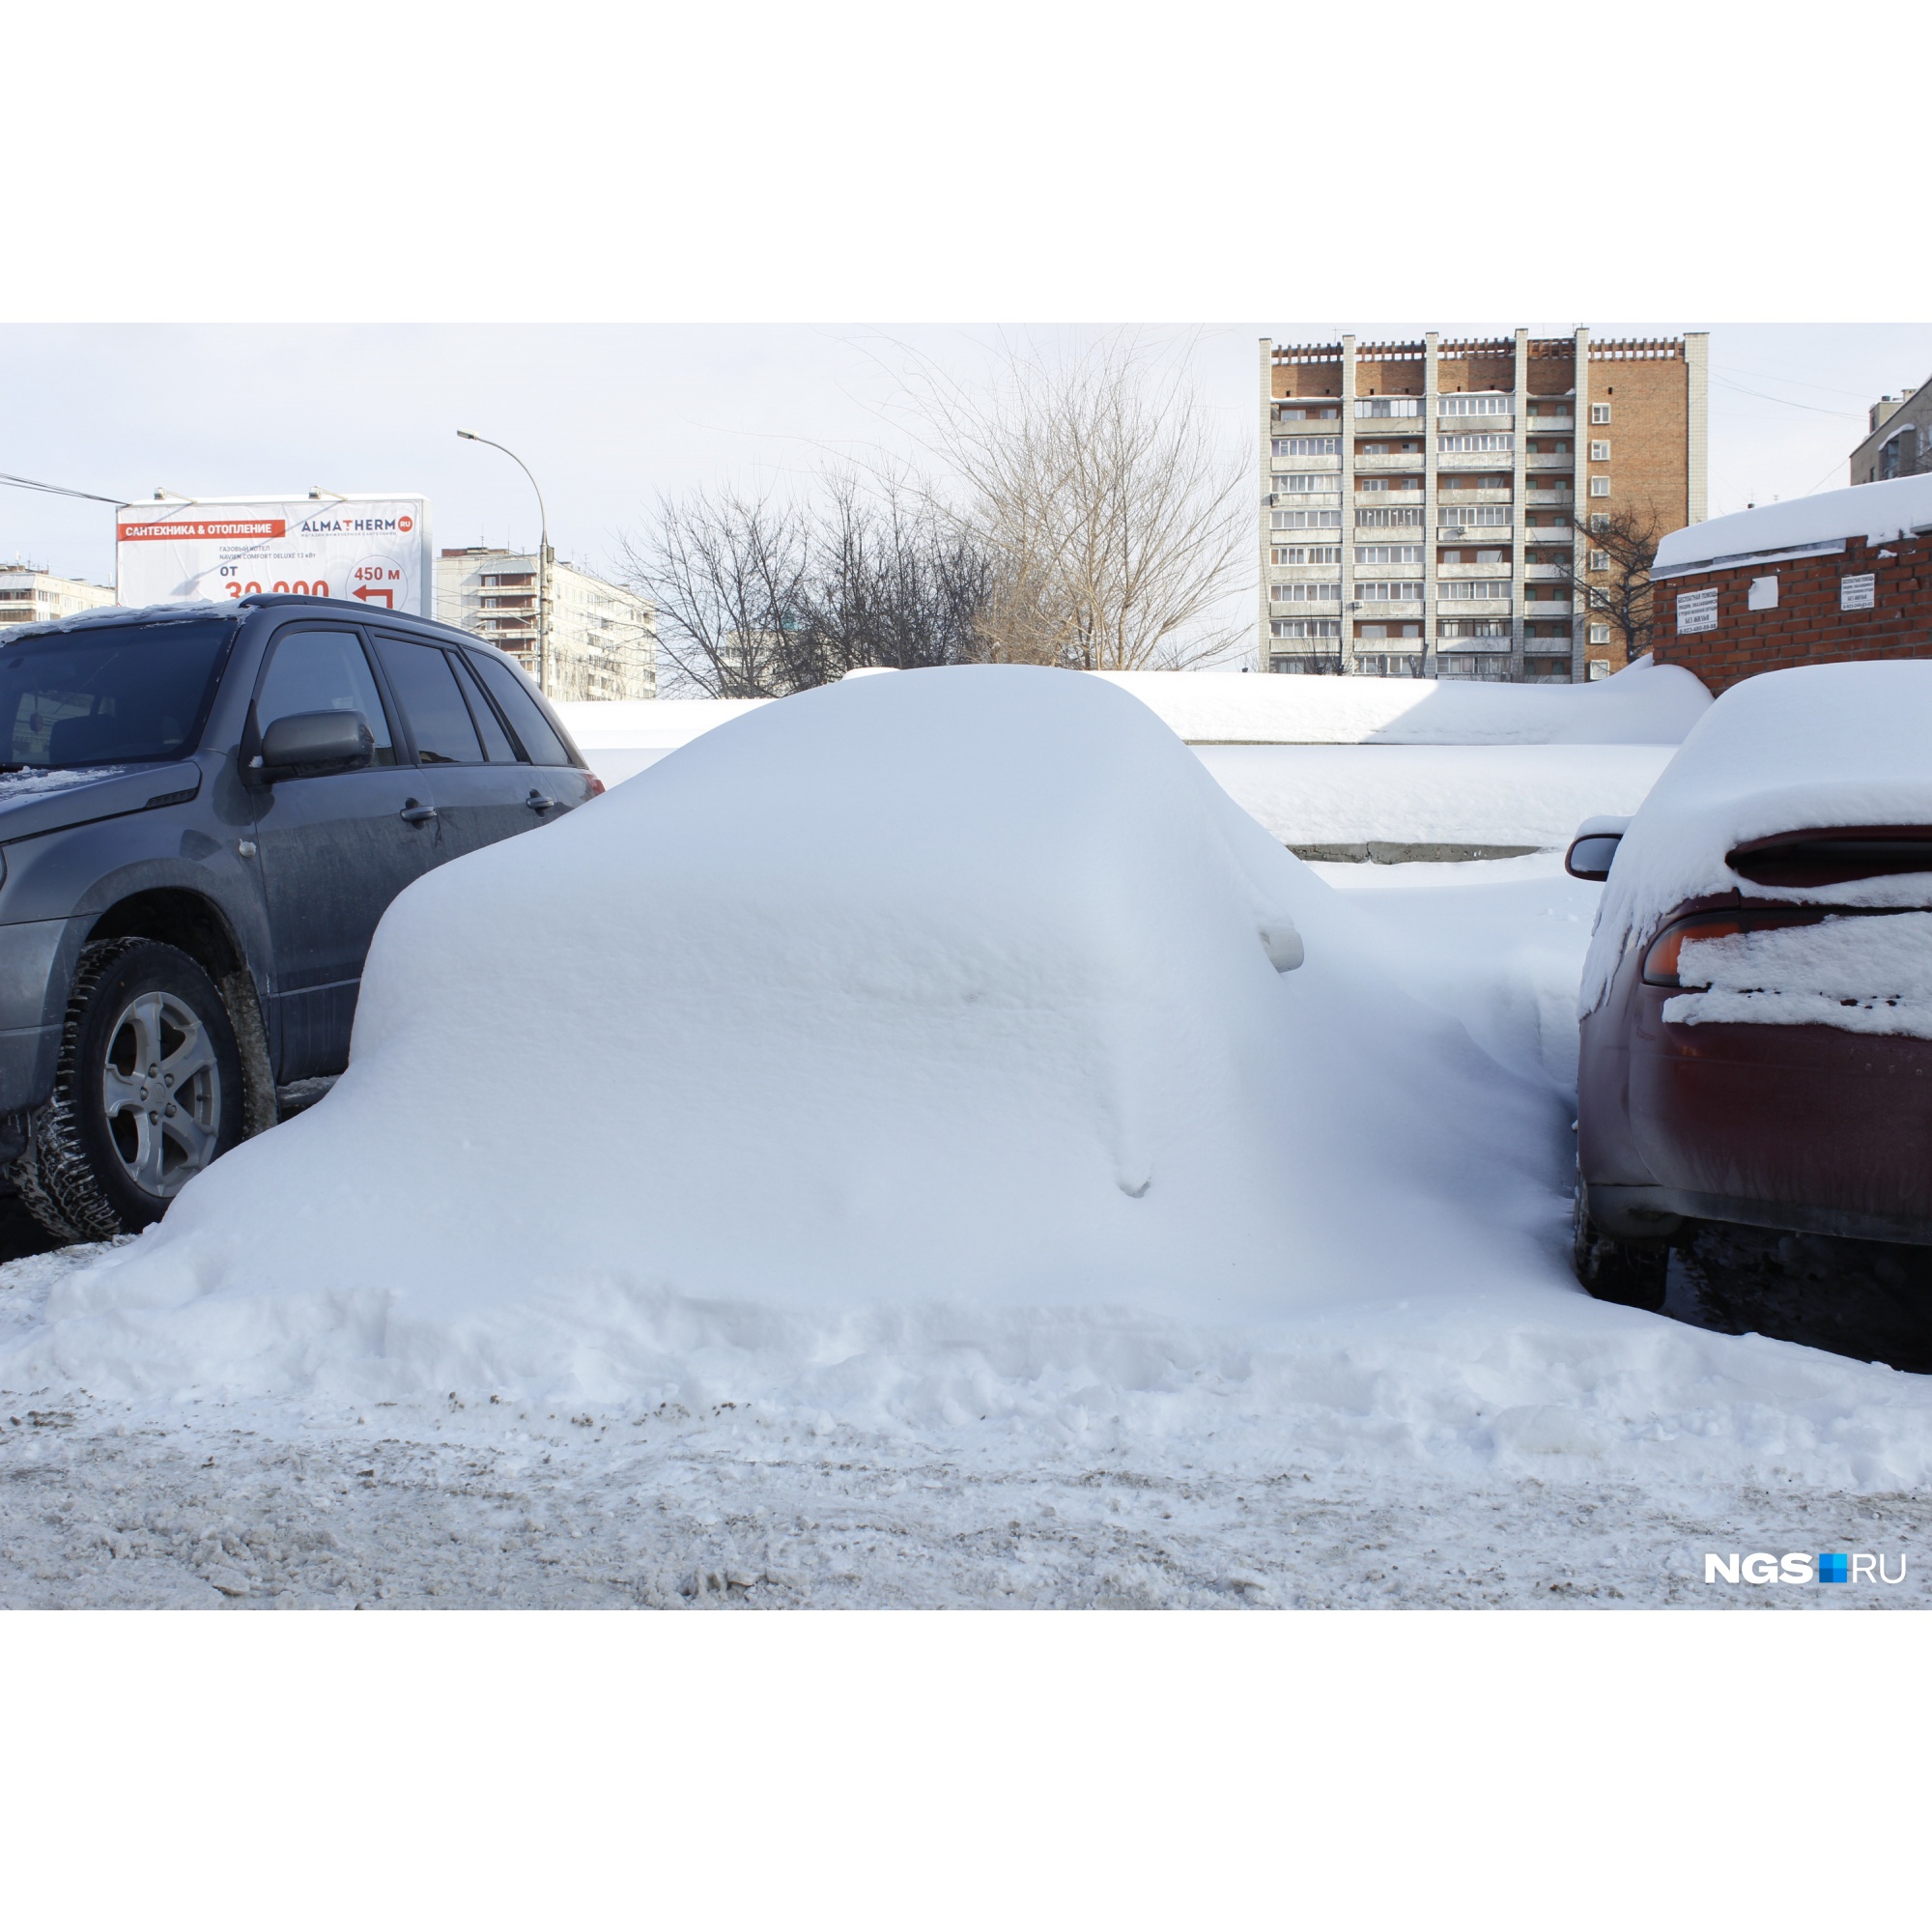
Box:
[0,594,600,1240]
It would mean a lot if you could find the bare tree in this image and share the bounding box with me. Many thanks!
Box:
[1560,503,1667,666]
[617,491,812,697]
[619,475,996,696]
[900,336,1250,671]
[793,476,995,679]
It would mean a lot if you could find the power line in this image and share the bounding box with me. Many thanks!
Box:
[1711,377,1863,420]
[0,470,126,505]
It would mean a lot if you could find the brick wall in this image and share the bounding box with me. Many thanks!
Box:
[1651,532,1932,693]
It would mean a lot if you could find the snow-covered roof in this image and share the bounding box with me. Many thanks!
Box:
[1580,660,1932,1012]
[1652,474,1932,580]
[0,600,235,643]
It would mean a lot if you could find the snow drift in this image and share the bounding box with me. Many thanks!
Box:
[554,651,1711,778]
[1580,662,1932,1014]
[25,666,1558,1399]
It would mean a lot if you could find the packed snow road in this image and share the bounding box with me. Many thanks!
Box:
[5,1249,1928,1610]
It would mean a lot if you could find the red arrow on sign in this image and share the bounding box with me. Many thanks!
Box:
[353,585,395,609]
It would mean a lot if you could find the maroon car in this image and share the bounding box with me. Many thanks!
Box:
[1568,663,1932,1309]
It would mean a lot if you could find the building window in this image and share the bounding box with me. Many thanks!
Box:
[1588,549,1608,572]
[1589,477,1611,497]
[1274,404,1341,422]
[1436,504,1511,529]
[1354,545,1425,565]
[1269,582,1342,602]
[1439,580,1513,601]
[1438,394,1512,416]
[1270,508,1342,528]
[1590,403,1611,424]
[1589,440,1610,462]
[1354,581,1425,603]
[1438,618,1509,639]
[1589,623,1610,644]
[1354,398,1422,417]
[1356,507,1423,528]
[1439,434,1515,453]
[1589,512,1609,533]
[1271,546,1342,564]
[1274,473,1337,494]
[1269,619,1342,639]
[1273,438,1340,457]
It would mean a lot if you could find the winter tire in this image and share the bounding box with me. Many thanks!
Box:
[1572,1179,1669,1312]
[12,938,243,1240]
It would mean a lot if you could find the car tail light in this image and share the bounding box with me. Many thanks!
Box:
[1641,907,1832,988]
[584,772,606,797]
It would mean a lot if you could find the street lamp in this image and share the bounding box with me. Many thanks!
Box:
[457,429,552,696]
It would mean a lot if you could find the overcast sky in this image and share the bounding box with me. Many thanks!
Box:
[6,324,1929,594]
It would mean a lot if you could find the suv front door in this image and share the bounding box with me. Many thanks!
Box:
[247,623,440,1079]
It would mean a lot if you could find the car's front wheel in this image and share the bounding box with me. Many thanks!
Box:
[1572,1179,1670,1312]
[13,938,244,1240]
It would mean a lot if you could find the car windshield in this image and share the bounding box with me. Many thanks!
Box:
[0,618,236,769]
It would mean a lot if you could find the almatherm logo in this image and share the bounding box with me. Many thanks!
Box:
[1705,1551,1908,1585]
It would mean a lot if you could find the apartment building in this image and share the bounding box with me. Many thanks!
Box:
[0,565,116,629]
[436,548,657,701]
[1849,380,1929,484]
[1259,328,1707,681]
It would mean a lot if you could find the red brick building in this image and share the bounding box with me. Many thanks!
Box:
[1649,476,1932,695]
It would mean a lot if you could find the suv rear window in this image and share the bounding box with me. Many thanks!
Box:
[0,618,235,768]
[466,649,574,767]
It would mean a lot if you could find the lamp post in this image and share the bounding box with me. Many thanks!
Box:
[457,430,552,696]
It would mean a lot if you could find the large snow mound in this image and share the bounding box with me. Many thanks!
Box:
[23,666,1558,1400]
[1580,662,1932,1013]
[1653,472,1932,578]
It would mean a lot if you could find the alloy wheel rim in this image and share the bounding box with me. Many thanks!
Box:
[100,990,222,1199]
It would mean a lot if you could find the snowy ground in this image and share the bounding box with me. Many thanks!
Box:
[5,848,1928,1610]
[6,1240,1927,1610]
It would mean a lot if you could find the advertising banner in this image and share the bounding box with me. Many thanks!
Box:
[116,496,432,616]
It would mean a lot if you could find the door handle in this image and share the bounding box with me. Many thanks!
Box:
[399,800,439,825]
[526,791,558,814]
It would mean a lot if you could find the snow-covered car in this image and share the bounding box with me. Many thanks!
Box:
[1567,662,1932,1308]
[0,595,600,1240]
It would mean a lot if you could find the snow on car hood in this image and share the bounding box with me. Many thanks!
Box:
[28,664,1560,1400]
[1579,662,1932,1014]
[0,761,203,844]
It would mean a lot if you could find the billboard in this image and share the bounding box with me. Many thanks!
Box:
[115,495,433,617]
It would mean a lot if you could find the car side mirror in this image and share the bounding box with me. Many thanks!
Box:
[1565,833,1623,881]
[259,709,375,777]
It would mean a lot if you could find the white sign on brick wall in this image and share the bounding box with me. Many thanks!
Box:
[1676,587,1719,635]
[1747,575,1778,611]
[1840,573,1875,611]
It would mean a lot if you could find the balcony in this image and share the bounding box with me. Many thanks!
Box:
[1436,486,1514,505]
[1435,560,1513,579]
[1356,480,1425,498]
[1524,412,1576,431]
[1350,599,1426,617]
[1524,449,1575,470]
[1523,481,1576,500]
[1522,561,1570,580]
[1522,593,1575,613]
[1353,450,1426,471]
